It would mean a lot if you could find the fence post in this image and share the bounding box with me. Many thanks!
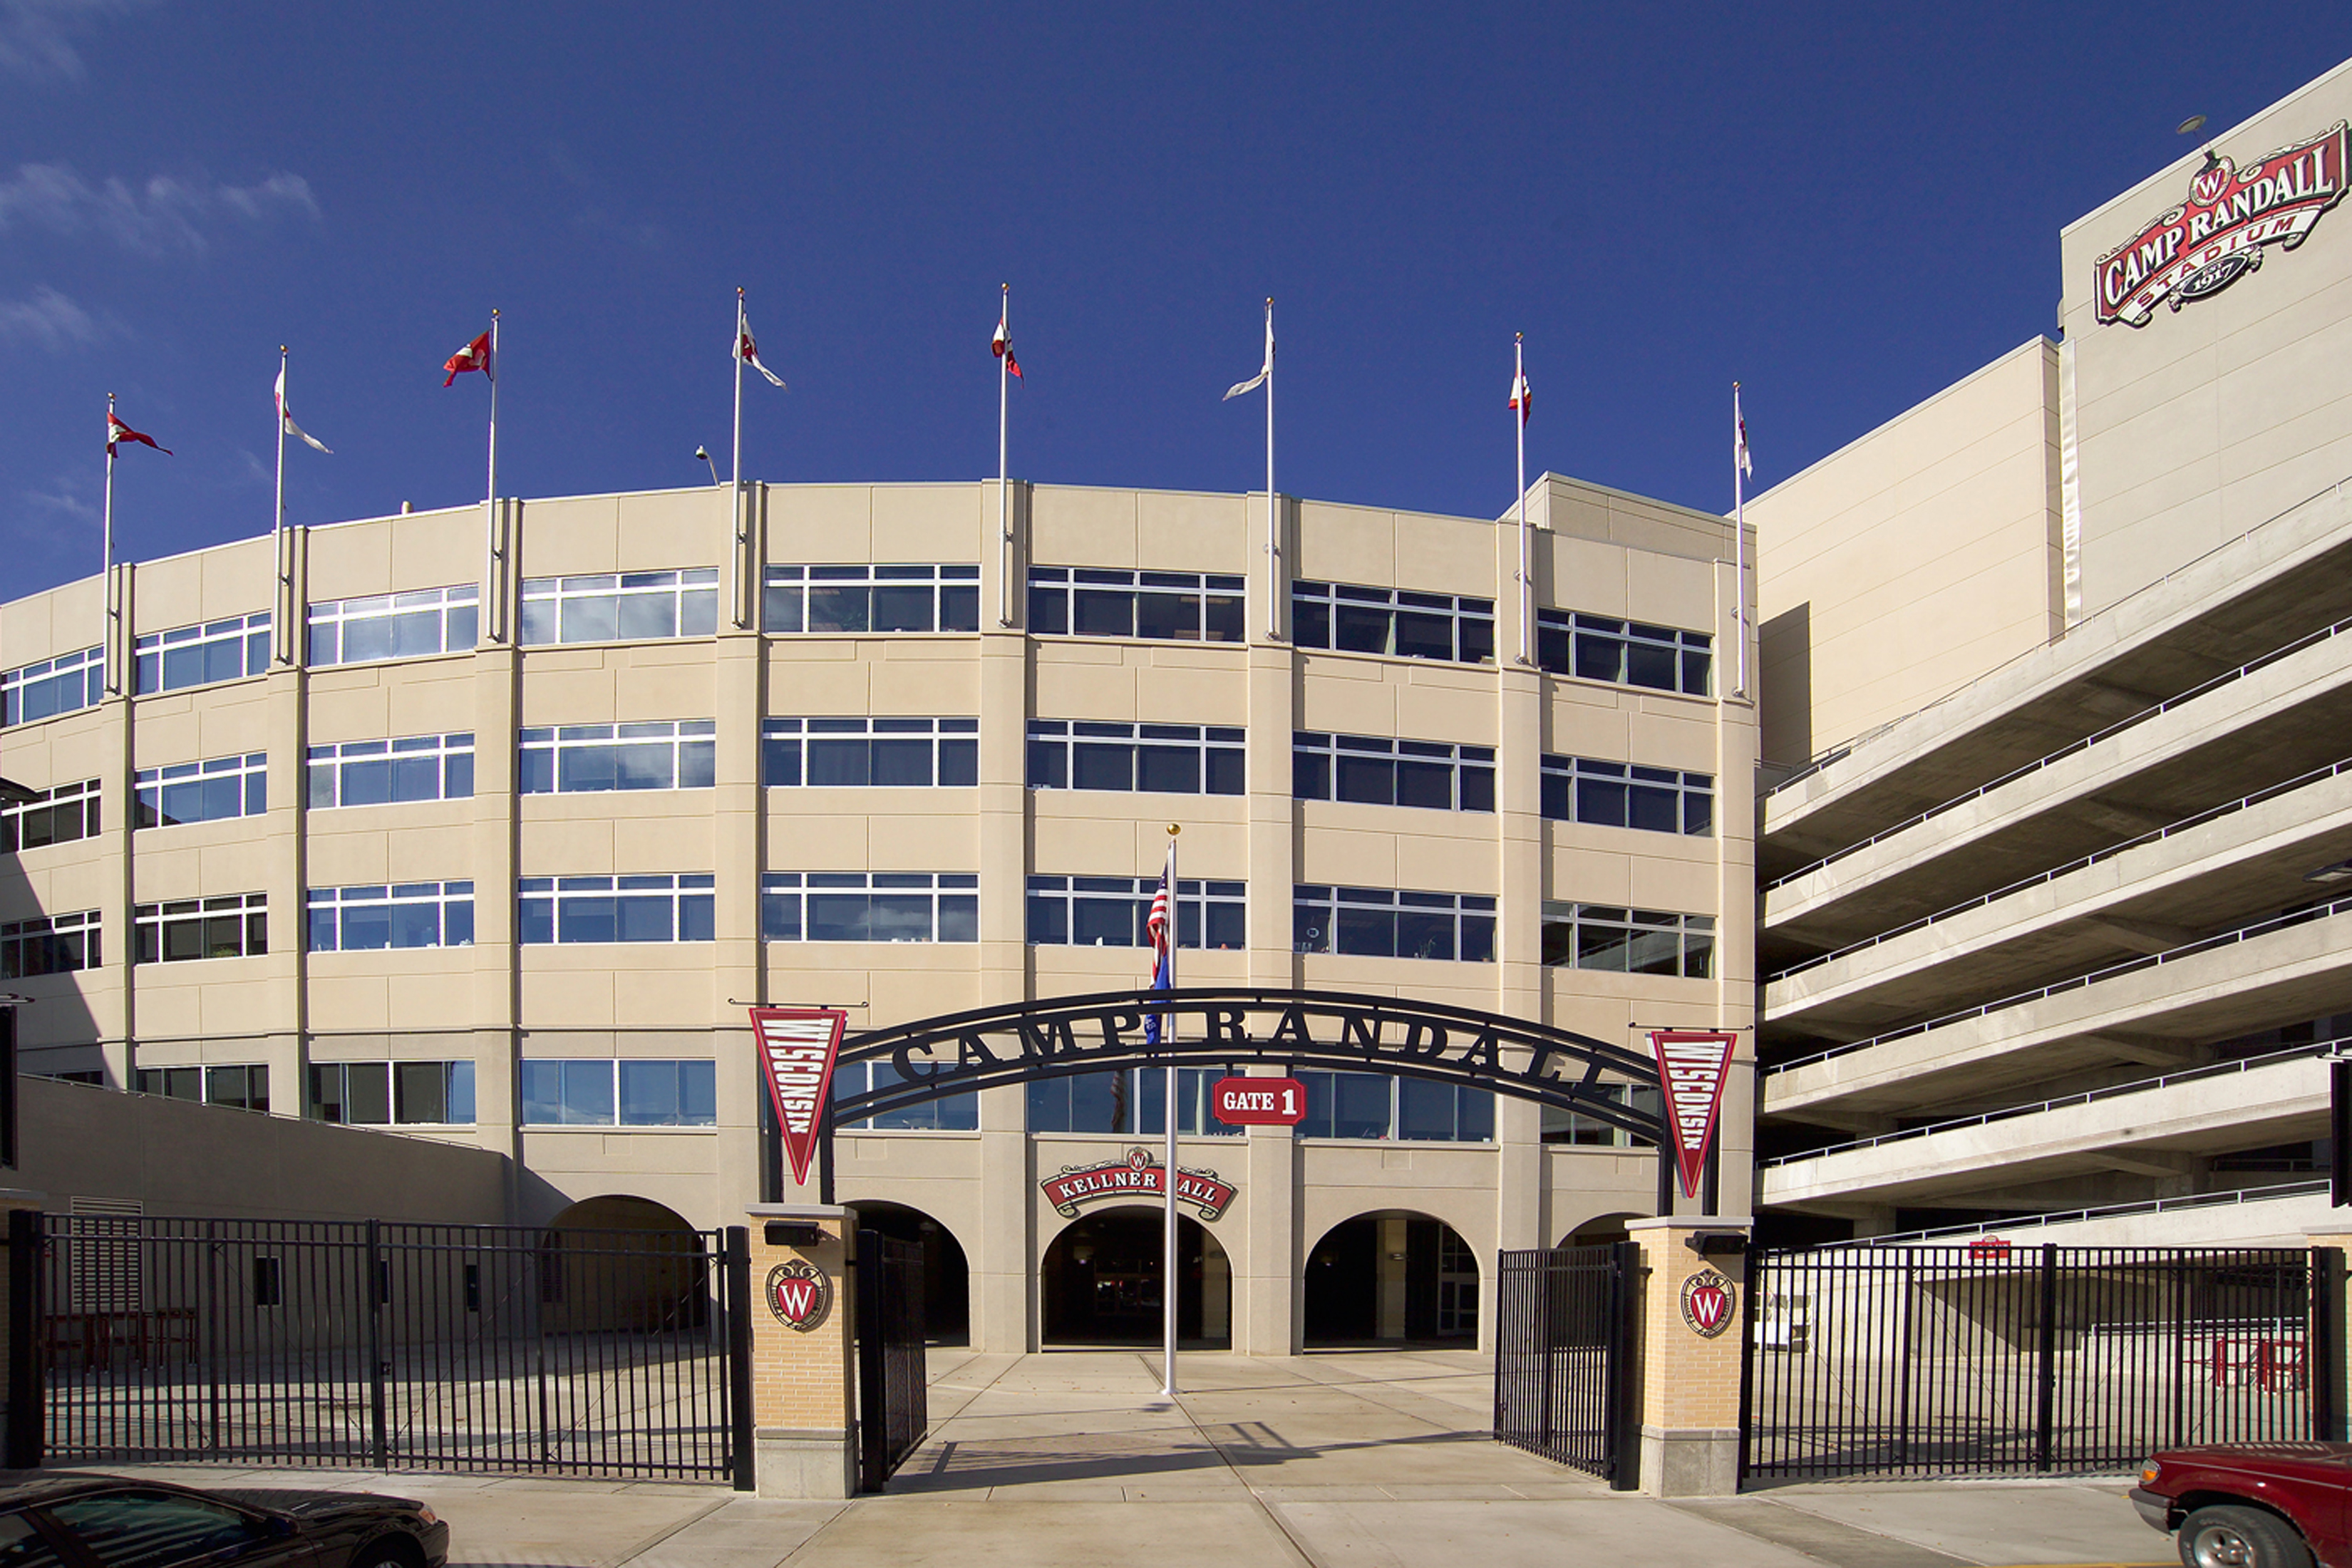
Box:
[2034,1243,2058,1472]
[1625,1216,1750,1496]
[726,1227,755,1491]
[1607,1238,1641,1492]
[6,1209,42,1470]
[2306,1239,2350,1443]
[365,1219,388,1470]
[742,1202,857,1498]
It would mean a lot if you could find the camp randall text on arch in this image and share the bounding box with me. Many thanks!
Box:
[753,986,1715,1207]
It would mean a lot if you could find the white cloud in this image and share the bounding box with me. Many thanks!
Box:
[0,284,113,349]
[22,483,96,524]
[0,163,319,255]
[0,0,141,84]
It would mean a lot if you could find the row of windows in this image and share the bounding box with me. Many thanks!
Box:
[1294,732,1494,813]
[1024,877,1247,950]
[306,733,475,809]
[134,753,266,829]
[520,569,721,646]
[1292,885,1497,963]
[1540,904,1716,979]
[1,910,98,979]
[133,894,267,964]
[309,585,478,667]
[309,1060,475,1126]
[520,1058,715,1127]
[306,882,475,953]
[520,721,715,794]
[1,646,101,727]
[1536,610,1711,696]
[1541,755,1713,836]
[1,778,100,853]
[1028,567,1247,643]
[764,564,980,634]
[1026,721,1247,795]
[760,872,979,944]
[136,1062,270,1113]
[1022,1066,1495,1143]
[1292,581,1495,665]
[517,875,715,945]
[135,613,271,696]
[762,718,976,788]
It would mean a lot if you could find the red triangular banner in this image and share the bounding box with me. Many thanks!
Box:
[749,1006,849,1187]
[1650,1029,1738,1200]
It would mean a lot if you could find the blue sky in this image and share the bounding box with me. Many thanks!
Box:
[6,2,2352,599]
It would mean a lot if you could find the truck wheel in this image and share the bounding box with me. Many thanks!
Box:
[2179,1505,2312,1568]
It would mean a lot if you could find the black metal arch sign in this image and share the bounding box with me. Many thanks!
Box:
[828,986,1665,1140]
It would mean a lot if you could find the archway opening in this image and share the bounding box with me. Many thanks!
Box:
[1559,1212,1641,1248]
[540,1195,708,1334]
[1040,1207,1232,1349]
[1304,1211,1478,1348]
[847,1201,972,1346]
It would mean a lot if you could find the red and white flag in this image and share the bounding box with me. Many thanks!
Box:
[274,367,332,454]
[992,314,1022,379]
[107,413,170,457]
[1509,363,1532,427]
[738,320,786,389]
[442,330,492,386]
[1735,392,1754,480]
[749,1006,848,1187]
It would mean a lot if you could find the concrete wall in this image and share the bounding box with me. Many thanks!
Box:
[2062,56,2352,621]
[1750,339,2062,767]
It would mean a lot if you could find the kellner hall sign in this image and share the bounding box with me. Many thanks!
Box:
[2095,121,2348,327]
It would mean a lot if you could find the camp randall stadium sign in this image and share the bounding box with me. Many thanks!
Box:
[2096,121,2349,327]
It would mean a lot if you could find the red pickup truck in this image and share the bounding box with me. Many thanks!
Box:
[2132,1444,2352,1568]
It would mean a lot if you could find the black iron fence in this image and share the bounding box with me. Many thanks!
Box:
[1492,1242,1637,1488]
[11,1211,749,1482]
[855,1228,928,1492]
[1743,1243,2342,1481]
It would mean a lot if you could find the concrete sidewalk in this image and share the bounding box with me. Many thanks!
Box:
[25,1351,2175,1568]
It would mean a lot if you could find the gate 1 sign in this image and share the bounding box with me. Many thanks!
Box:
[1649,1029,1738,1200]
[750,1006,849,1187]
[1212,1076,1305,1126]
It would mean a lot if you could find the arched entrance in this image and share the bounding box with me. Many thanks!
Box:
[1560,1212,1641,1247]
[847,1201,972,1346]
[1041,1207,1231,1348]
[540,1195,708,1334]
[1304,1211,1478,1348]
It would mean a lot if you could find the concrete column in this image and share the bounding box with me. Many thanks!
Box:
[468,618,523,1217]
[1242,604,1299,1356]
[712,507,766,1213]
[743,1202,857,1499]
[1627,1214,1753,1497]
[261,523,308,1129]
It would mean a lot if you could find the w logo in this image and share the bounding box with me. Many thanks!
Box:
[766,1261,830,1331]
[1681,1270,1735,1339]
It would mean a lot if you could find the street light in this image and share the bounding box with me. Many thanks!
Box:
[693,445,718,485]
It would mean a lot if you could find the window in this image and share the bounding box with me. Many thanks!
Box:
[307,1061,474,1125]
[1292,581,1494,664]
[133,1063,267,1113]
[764,564,980,634]
[1,911,99,979]
[1536,609,1711,696]
[1543,1082,1662,1147]
[133,612,270,694]
[1293,733,1494,811]
[1028,567,1245,642]
[2,645,101,727]
[307,584,479,666]
[306,733,474,809]
[760,872,978,943]
[517,875,714,944]
[763,718,976,787]
[133,894,265,964]
[1540,755,1713,835]
[1026,876,1245,949]
[520,721,715,793]
[307,882,475,952]
[1026,1068,1241,1136]
[519,569,718,645]
[47,1490,270,1568]
[1292,885,1495,962]
[1541,903,1713,978]
[833,1061,979,1130]
[519,1059,715,1126]
[1,778,100,853]
[1289,1071,1495,1142]
[1027,721,1245,795]
[133,753,265,828]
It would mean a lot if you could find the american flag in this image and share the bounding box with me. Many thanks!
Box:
[1142,851,1173,1046]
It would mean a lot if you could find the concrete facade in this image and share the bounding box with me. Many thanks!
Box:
[0,472,1756,1353]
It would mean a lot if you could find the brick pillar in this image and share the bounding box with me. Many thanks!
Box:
[1626,1214,1752,1497]
[744,1203,857,1498]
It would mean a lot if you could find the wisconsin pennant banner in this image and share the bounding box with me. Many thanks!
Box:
[1649,1028,1738,1200]
[749,1006,850,1187]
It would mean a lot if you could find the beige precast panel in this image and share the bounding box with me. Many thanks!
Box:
[0,576,102,668]
[304,506,479,601]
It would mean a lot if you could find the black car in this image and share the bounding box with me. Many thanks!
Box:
[0,1476,448,1568]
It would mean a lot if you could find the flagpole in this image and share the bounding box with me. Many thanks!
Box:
[1516,334,1531,665]
[1264,299,1277,640]
[485,310,500,644]
[733,289,748,627]
[1733,383,1749,700]
[274,347,292,664]
[102,393,118,694]
[999,284,1012,628]
[1162,823,1180,1402]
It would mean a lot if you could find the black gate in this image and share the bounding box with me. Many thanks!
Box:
[11,1212,748,1482]
[1492,1242,1638,1488]
[1743,1243,2342,1480]
[855,1227,927,1492]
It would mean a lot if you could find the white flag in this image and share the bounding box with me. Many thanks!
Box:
[275,368,332,454]
[1735,393,1753,479]
[1223,306,1273,400]
[738,320,787,389]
